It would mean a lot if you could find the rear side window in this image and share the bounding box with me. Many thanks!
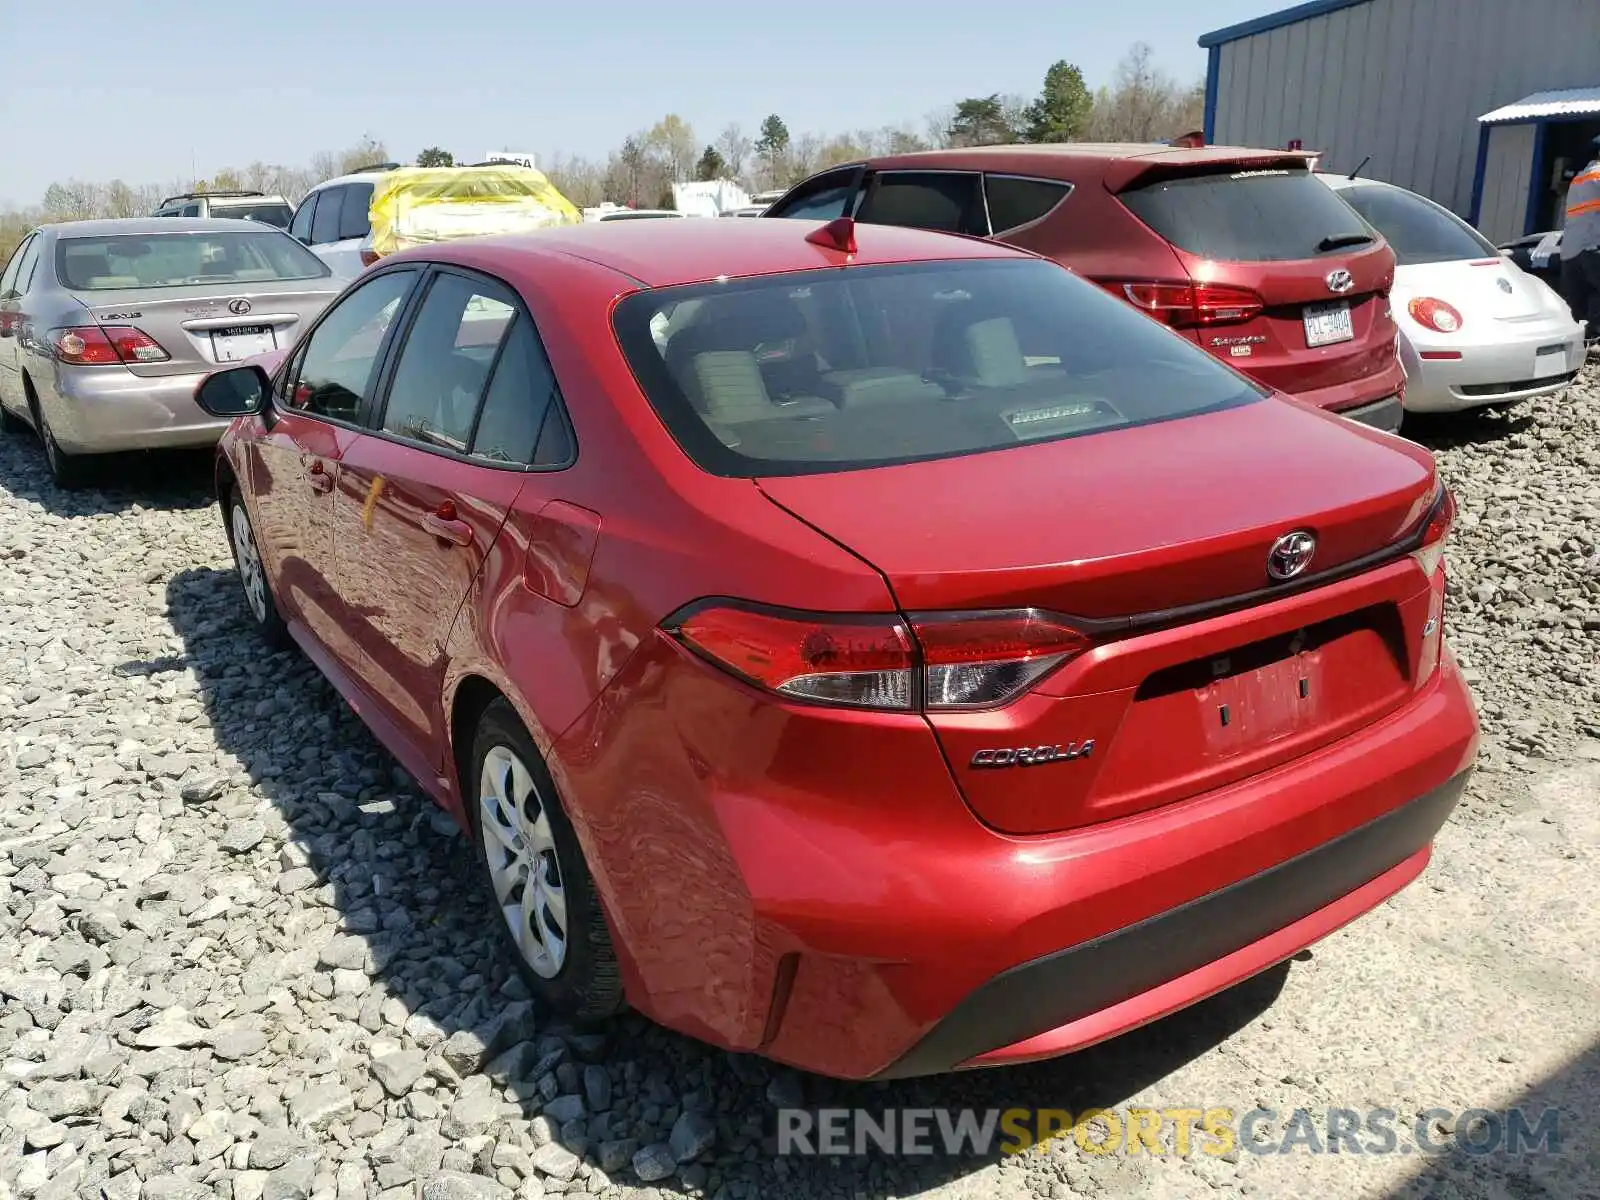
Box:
[215,202,295,228]
[472,316,572,466]
[311,187,345,244]
[1333,183,1497,265]
[614,259,1263,477]
[765,169,860,222]
[1120,168,1376,262]
[0,234,33,296]
[381,274,515,450]
[13,237,44,292]
[337,183,374,241]
[985,175,1071,234]
[857,172,987,236]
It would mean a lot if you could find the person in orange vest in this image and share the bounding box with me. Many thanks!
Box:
[1560,135,1600,346]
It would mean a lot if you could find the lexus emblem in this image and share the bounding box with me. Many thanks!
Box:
[227,298,252,316]
[1325,269,1354,294]
[1267,531,1317,582]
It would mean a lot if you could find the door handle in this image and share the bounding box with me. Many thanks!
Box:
[421,501,473,547]
[307,461,334,493]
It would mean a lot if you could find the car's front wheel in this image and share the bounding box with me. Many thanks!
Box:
[469,699,622,1021]
[227,493,288,648]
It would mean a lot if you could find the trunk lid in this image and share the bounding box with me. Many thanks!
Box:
[1394,258,1550,323]
[77,282,339,378]
[759,398,1441,835]
[757,397,1433,618]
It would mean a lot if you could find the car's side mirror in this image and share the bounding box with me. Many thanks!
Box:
[195,365,270,417]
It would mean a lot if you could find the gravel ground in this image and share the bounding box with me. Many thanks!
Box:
[1,375,1597,1200]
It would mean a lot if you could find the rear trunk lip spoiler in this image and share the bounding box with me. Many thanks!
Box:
[1066,487,1445,639]
[179,313,305,331]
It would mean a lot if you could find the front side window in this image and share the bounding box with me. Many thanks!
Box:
[56,232,330,290]
[1333,182,1497,265]
[289,194,317,242]
[285,269,417,423]
[856,172,988,236]
[1119,167,1376,262]
[615,258,1264,477]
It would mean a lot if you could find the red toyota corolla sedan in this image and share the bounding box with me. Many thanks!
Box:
[194,216,1478,1080]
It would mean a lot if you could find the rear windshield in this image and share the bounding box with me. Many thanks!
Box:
[1120,167,1377,263]
[57,231,331,290]
[212,202,294,228]
[614,258,1265,477]
[1332,182,1497,266]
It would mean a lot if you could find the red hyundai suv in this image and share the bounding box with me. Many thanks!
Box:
[194,217,1476,1080]
[764,144,1407,432]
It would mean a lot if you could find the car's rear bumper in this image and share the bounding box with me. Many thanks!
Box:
[43,365,231,453]
[556,639,1479,1080]
[1332,392,1404,432]
[1400,319,1586,412]
[876,768,1465,1078]
[1276,355,1408,419]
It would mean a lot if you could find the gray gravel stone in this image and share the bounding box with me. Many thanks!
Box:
[631,1143,676,1183]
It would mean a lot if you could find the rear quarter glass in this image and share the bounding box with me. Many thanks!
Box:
[1119,168,1378,263]
[1334,184,1499,266]
[612,258,1268,478]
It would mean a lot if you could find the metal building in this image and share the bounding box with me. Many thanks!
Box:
[1200,0,1600,243]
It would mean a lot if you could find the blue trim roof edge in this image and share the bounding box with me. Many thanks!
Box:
[1199,0,1375,49]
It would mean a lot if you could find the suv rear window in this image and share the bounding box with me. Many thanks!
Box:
[57,231,331,290]
[1332,182,1497,266]
[614,259,1263,477]
[1120,168,1376,263]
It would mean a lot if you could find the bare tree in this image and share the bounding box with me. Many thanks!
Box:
[1086,43,1202,144]
[715,123,753,183]
[647,115,697,184]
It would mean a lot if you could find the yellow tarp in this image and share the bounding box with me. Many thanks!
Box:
[368,165,581,256]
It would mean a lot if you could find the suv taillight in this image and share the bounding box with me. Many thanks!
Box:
[666,603,1093,712]
[49,325,170,365]
[359,248,381,268]
[1111,280,1265,328]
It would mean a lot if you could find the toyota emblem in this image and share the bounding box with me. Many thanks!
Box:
[1325,269,1354,294]
[227,298,252,316]
[1267,531,1317,581]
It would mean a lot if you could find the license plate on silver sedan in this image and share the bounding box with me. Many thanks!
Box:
[1303,300,1353,348]
[213,325,275,362]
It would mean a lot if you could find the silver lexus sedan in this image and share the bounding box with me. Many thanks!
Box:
[0,218,342,486]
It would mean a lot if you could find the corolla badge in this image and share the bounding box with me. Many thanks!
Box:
[1267,531,1317,581]
[1325,269,1355,294]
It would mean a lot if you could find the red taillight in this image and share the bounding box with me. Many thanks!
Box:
[49,325,169,365]
[1411,484,1456,578]
[1407,297,1463,334]
[0,312,18,338]
[668,603,1091,711]
[359,248,381,267]
[1115,280,1264,328]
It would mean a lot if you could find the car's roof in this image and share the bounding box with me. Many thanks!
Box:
[400,217,1029,289]
[40,217,300,237]
[857,142,1316,179]
[206,193,291,204]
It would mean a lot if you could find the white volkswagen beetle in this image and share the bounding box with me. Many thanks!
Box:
[1321,174,1586,414]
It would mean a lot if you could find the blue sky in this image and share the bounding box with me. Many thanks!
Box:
[0,0,1274,206]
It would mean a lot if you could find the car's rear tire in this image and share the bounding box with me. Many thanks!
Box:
[226,491,289,649]
[469,699,622,1022]
[29,389,88,490]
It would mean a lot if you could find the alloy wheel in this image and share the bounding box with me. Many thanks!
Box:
[230,504,269,625]
[479,744,569,978]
